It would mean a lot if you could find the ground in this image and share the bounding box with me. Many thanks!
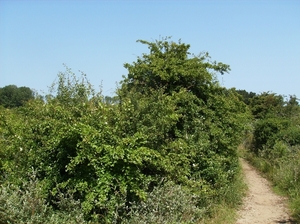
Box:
[236,159,295,224]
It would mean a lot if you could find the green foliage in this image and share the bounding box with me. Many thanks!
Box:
[1,69,178,222]
[253,117,290,152]
[247,92,300,152]
[0,170,89,224]
[279,125,300,146]
[121,38,230,99]
[103,95,119,105]
[0,38,250,222]
[242,89,300,221]
[125,180,206,224]
[250,92,282,118]
[0,85,34,108]
[284,95,299,117]
[119,37,250,212]
[235,89,256,105]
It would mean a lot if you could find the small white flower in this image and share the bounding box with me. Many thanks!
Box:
[20,147,23,151]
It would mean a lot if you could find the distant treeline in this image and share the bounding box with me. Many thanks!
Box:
[1,84,297,111]
[0,85,121,108]
[0,85,34,108]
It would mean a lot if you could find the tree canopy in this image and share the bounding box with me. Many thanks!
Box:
[0,85,34,108]
[121,38,230,100]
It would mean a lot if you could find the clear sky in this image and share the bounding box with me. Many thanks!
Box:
[1,0,299,97]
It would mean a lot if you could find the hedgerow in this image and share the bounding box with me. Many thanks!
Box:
[0,38,250,223]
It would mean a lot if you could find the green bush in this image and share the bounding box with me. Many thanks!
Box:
[0,39,250,222]
[252,117,290,152]
[279,125,300,146]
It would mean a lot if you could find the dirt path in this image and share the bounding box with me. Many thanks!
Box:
[236,159,294,224]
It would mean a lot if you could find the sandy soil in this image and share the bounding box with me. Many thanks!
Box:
[236,159,294,224]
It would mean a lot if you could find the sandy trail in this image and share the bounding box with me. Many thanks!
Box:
[236,159,294,224]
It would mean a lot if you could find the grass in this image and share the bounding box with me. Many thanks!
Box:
[0,171,90,224]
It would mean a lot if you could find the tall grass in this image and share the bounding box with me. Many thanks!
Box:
[125,180,206,224]
[0,171,89,224]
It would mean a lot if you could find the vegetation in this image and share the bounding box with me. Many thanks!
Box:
[1,38,250,223]
[3,39,300,223]
[0,170,89,224]
[0,85,35,108]
[238,91,300,221]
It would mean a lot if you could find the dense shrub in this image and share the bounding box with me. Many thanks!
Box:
[252,117,290,152]
[242,91,300,221]
[0,39,250,222]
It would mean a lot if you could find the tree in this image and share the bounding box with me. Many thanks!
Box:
[119,37,250,203]
[103,95,119,105]
[235,89,257,105]
[0,85,34,108]
[247,92,300,152]
[120,38,230,100]
[250,92,285,119]
[284,95,299,117]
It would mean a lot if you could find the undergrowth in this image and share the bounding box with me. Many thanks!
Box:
[0,171,89,224]
[0,167,246,224]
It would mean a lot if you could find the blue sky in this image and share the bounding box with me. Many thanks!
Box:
[1,0,299,97]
